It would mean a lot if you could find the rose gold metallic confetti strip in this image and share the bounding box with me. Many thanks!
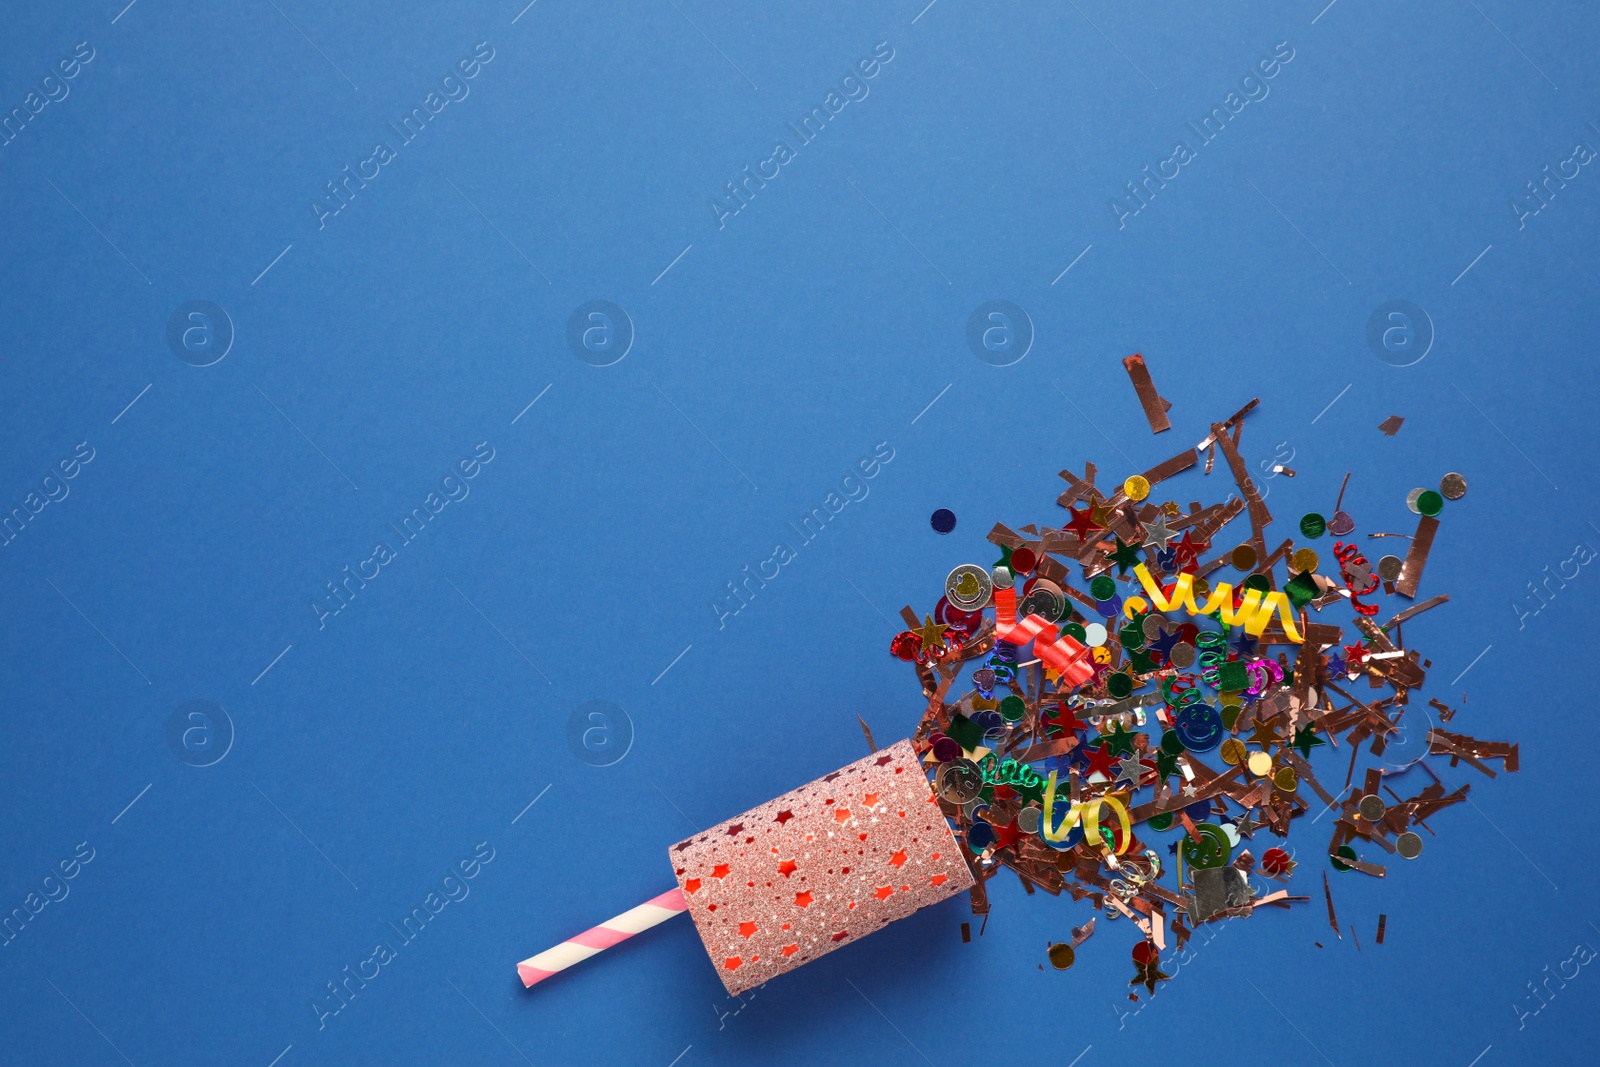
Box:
[1122,354,1173,433]
[1395,515,1439,597]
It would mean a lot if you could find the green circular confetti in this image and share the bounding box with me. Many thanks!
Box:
[1330,844,1358,872]
[1063,622,1086,642]
[1180,823,1233,869]
[1000,695,1027,722]
[1089,575,1118,601]
[1242,573,1272,594]
[1147,811,1174,831]
[1106,672,1133,698]
[1161,730,1186,754]
[1417,490,1444,517]
[1299,513,1327,538]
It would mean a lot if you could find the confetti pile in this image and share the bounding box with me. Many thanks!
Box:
[889,391,1516,992]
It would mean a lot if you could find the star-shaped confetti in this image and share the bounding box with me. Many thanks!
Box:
[991,819,1025,853]
[1106,536,1143,575]
[1249,716,1282,747]
[1114,754,1144,789]
[1171,529,1208,569]
[1101,721,1138,757]
[1154,748,1181,782]
[1065,503,1105,541]
[1146,628,1180,661]
[993,543,1014,571]
[911,614,948,652]
[1292,725,1325,758]
[1141,514,1176,550]
[1230,631,1259,658]
[1081,744,1118,778]
[1045,702,1090,735]
[1087,498,1118,530]
[1130,958,1171,994]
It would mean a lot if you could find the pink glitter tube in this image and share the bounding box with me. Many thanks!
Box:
[516,740,973,993]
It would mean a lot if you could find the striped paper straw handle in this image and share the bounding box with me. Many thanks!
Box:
[518,887,688,988]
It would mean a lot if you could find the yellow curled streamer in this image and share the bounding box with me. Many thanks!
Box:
[1131,564,1303,642]
[1040,772,1134,854]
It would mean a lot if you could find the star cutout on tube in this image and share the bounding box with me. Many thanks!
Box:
[774,810,794,824]
[725,823,745,836]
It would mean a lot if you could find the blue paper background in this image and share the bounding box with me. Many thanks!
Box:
[1,1,1595,1064]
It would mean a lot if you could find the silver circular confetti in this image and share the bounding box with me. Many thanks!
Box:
[1359,794,1387,822]
[1377,555,1404,582]
[992,566,1015,590]
[1169,642,1197,669]
[1440,472,1467,500]
[1019,580,1065,622]
[1405,488,1425,515]
[945,564,993,612]
[1016,806,1042,834]
[938,760,985,804]
[1396,831,1424,859]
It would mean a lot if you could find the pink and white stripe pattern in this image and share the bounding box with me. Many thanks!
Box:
[517,887,688,988]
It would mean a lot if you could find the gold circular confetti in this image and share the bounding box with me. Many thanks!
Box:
[1291,548,1319,574]
[1048,942,1076,969]
[1220,738,1248,765]
[1232,544,1258,571]
[1247,751,1273,777]
[1124,475,1151,501]
[1274,766,1298,792]
[1191,579,1211,602]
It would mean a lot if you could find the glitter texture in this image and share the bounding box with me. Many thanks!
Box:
[669,739,973,994]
